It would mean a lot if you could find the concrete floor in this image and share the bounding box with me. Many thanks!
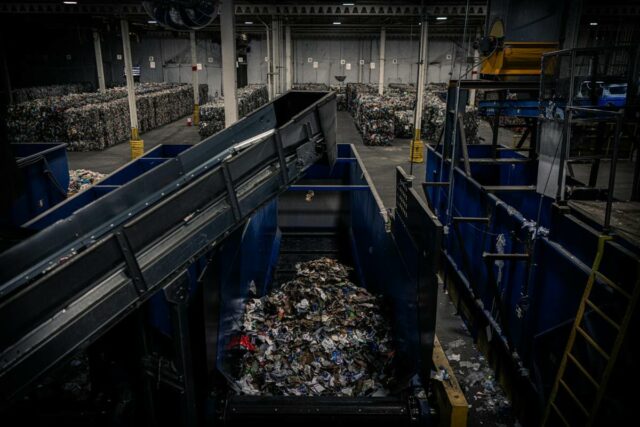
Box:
[68,118,200,173]
[68,111,518,426]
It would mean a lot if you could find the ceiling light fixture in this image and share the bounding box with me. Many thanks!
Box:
[333,22,342,25]
[148,20,157,24]
[245,21,253,25]
[343,2,355,5]
[436,16,448,21]
[63,1,78,4]
[590,22,598,26]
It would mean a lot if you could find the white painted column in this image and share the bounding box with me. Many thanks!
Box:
[285,25,292,91]
[378,27,386,95]
[120,19,143,158]
[271,18,281,96]
[410,18,428,163]
[190,31,200,125]
[469,27,481,106]
[220,0,238,126]
[263,23,273,100]
[92,29,106,93]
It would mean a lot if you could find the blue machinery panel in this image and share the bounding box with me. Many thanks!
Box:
[213,144,442,423]
[2,143,70,227]
[0,93,442,423]
[425,143,640,424]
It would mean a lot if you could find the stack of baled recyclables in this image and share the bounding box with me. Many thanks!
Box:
[346,83,480,146]
[6,83,208,151]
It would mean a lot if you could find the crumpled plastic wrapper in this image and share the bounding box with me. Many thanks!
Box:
[7,83,209,151]
[68,169,105,196]
[231,258,395,397]
[198,84,268,139]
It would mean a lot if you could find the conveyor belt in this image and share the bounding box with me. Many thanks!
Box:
[0,91,337,403]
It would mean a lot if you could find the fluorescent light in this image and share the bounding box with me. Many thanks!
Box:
[590,22,598,26]
[63,1,77,4]
[244,21,253,25]
[436,16,448,21]
[343,2,355,5]
[333,22,342,25]
[148,20,157,24]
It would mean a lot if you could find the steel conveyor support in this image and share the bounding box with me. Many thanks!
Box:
[0,91,337,404]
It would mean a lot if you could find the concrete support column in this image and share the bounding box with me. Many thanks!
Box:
[468,27,481,106]
[190,31,200,125]
[563,0,584,49]
[1,42,12,104]
[378,27,386,95]
[263,22,272,100]
[271,18,281,96]
[220,0,238,126]
[92,29,106,93]
[120,19,143,158]
[285,25,292,91]
[411,19,428,164]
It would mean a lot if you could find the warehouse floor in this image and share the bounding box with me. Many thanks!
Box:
[68,110,520,426]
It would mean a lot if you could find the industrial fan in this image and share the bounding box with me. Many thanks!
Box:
[142,0,218,30]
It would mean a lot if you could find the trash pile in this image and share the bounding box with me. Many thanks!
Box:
[353,94,396,146]
[330,85,347,111]
[6,83,209,151]
[12,83,93,104]
[421,90,447,143]
[198,84,268,139]
[292,83,330,91]
[68,169,105,196]
[349,84,417,146]
[232,258,395,397]
[394,110,415,138]
[420,88,481,144]
[346,83,377,113]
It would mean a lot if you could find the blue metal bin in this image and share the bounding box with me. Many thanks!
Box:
[1,143,70,227]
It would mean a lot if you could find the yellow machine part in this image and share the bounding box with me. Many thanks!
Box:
[481,42,558,76]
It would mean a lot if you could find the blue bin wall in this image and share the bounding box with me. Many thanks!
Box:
[3,143,70,226]
[24,144,190,230]
[425,143,640,403]
[213,144,427,389]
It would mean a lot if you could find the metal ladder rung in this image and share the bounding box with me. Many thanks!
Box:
[559,379,590,416]
[594,271,631,299]
[585,299,621,330]
[551,402,571,427]
[576,326,610,360]
[567,353,600,388]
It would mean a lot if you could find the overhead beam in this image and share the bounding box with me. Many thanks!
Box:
[0,3,489,17]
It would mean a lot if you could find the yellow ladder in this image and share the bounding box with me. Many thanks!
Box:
[542,235,640,426]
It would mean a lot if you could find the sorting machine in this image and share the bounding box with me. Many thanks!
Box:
[0,91,442,425]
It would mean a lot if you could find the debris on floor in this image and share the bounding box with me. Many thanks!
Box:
[443,336,518,425]
[68,169,105,195]
[231,258,395,397]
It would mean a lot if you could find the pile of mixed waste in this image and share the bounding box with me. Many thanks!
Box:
[68,169,105,195]
[232,258,395,397]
